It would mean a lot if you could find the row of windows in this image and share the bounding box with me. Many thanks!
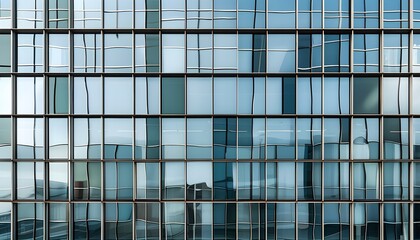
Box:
[0,202,415,239]
[0,0,418,29]
[1,33,418,73]
[0,76,419,115]
[0,116,419,160]
[0,161,418,201]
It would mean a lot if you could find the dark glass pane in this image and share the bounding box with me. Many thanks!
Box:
[162,77,185,114]
[353,78,379,114]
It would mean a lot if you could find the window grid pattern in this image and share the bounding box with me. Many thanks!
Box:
[0,0,420,239]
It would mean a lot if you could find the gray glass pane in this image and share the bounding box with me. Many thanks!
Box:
[162,77,185,114]
[0,35,10,72]
[0,118,11,159]
[162,118,185,159]
[162,162,185,200]
[162,34,185,73]
[353,78,379,114]
[17,34,44,72]
[48,0,68,28]
[17,162,44,199]
[17,0,44,28]
[74,162,101,200]
[0,0,11,28]
[49,77,69,114]
[187,77,212,114]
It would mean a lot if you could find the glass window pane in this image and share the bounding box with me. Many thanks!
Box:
[383,118,409,160]
[382,77,408,114]
[354,0,379,28]
[268,34,295,72]
[104,77,133,114]
[0,0,11,28]
[276,203,295,239]
[49,162,68,200]
[162,34,185,73]
[384,34,408,72]
[187,0,212,29]
[238,77,265,115]
[187,118,212,159]
[49,77,69,114]
[73,34,102,73]
[104,0,132,28]
[324,0,349,28]
[136,162,159,199]
[353,163,380,199]
[353,77,379,114]
[0,118,11,158]
[17,162,44,199]
[354,203,380,239]
[298,0,321,28]
[17,34,44,72]
[0,34,10,72]
[74,0,101,28]
[161,0,185,28]
[17,203,44,239]
[324,203,350,239]
[187,203,212,239]
[135,0,160,28]
[213,0,236,28]
[214,78,236,114]
[0,77,11,113]
[162,162,185,200]
[135,34,160,72]
[324,163,349,200]
[162,118,185,159]
[353,34,379,72]
[214,34,237,73]
[298,34,322,72]
[413,119,420,159]
[162,77,185,114]
[297,163,322,200]
[324,118,350,159]
[74,203,101,239]
[73,118,101,159]
[135,118,160,159]
[48,118,68,159]
[104,162,133,200]
[384,0,408,28]
[104,34,132,72]
[48,0,68,28]
[297,203,322,239]
[324,77,349,114]
[17,0,43,28]
[297,118,321,159]
[17,118,44,159]
[267,118,295,159]
[187,34,212,73]
[0,163,11,199]
[48,34,69,72]
[17,77,44,114]
[187,77,212,114]
[73,162,101,200]
[213,118,237,159]
[213,162,236,200]
[353,118,379,160]
[187,162,212,200]
[104,118,133,159]
[297,77,321,114]
[105,203,133,239]
[73,77,102,114]
[324,34,349,72]
[268,0,295,28]
[238,0,265,28]
[135,77,160,114]
[213,203,236,239]
[135,203,160,239]
[49,203,69,239]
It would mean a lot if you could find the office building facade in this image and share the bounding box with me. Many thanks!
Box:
[0,0,419,239]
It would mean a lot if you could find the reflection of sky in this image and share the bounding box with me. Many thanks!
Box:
[50,163,68,184]
[105,119,132,144]
[187,162,212,188]
[17,119,44,146]
[49,119,68,145]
